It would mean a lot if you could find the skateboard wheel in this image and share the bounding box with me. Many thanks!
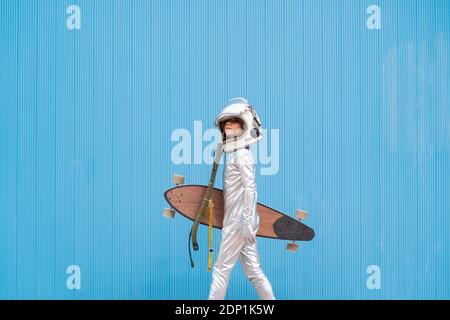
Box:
[163,208,176,219]
[286,242,298,252]
[172,174,185,185]
[296,209,308,220]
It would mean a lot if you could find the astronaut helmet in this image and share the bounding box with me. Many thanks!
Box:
[215,97,263,153]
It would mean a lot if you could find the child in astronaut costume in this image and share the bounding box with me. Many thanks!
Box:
[208,98,275,300]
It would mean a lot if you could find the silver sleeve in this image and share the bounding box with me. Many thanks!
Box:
[237,152,256,225]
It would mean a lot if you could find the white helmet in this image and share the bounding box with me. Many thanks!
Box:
[215,98,263,153]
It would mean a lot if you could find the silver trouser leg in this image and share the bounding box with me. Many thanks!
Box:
[208,228,244,300]
[239,241,275,300]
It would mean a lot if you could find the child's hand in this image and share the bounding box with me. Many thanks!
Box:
[242,223,256,245]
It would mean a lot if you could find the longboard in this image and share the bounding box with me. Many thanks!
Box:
[164,184,315,241]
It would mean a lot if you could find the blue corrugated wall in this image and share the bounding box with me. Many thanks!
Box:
[0,0,449,299]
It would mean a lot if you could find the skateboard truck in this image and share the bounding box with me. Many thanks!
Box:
[163,174,185,219]
[296,209,308,220]
[172,174,185,185]
[163,208,176,218]
[286,209,308,252]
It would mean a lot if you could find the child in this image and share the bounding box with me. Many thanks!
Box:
[208,98,275,300]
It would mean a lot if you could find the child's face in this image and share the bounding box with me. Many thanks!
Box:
[224,118,243,131]
[222,118,244,137]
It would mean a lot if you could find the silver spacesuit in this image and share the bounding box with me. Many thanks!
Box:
[208,98,275,300]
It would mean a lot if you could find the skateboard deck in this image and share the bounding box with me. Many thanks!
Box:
[164,184,315,241]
